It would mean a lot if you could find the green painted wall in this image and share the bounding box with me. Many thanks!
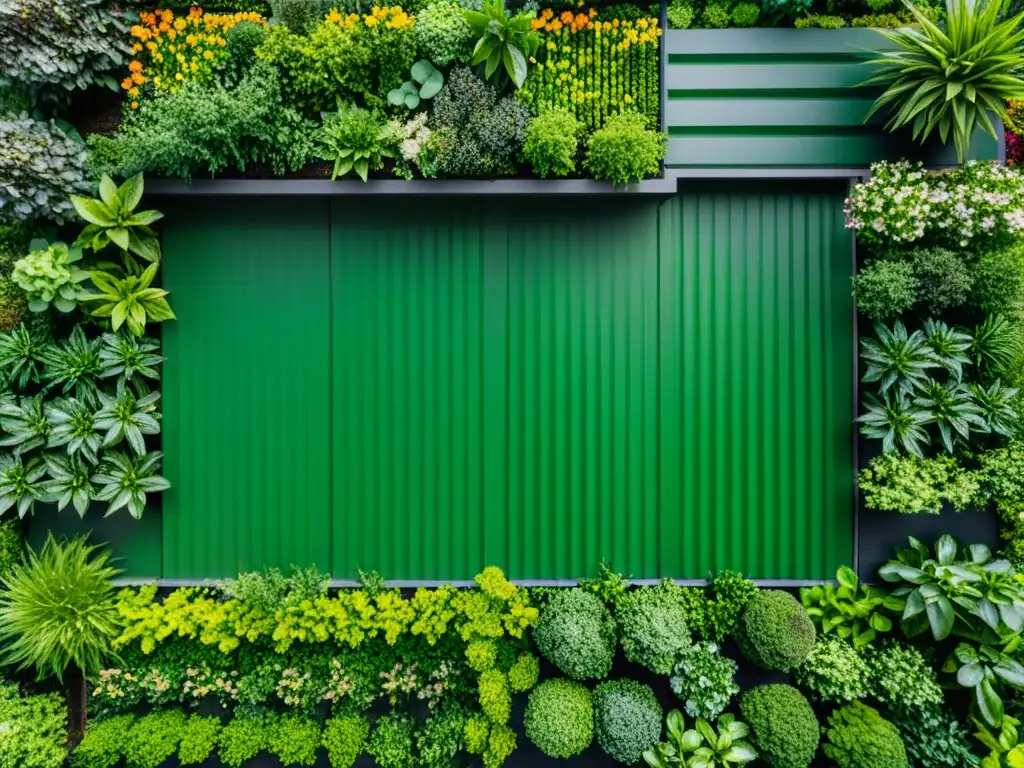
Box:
[146,188,853,580]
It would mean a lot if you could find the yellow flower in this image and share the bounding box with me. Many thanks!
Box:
[624,93,633,104]
[174,17,187,30]
[365,14,379,25]
[203,50,214,59]
[175,72,184,80]
[128,86,139,97]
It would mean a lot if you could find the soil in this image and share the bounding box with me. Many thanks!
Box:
[66,86,124,138]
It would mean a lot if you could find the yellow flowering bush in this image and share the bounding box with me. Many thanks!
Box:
[518,8,662,132]
[122,8,266,108]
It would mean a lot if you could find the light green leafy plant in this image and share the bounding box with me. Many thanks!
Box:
[869,642,944,713]
[464,0,539,89]
[72,174,163,263]
[0,683,67,768]
[91,450,169,519]
[736,590,815,671]
[98,331,163,383]
[524,679,594,758]
[366,714,415,768]
[94,380,160,456]
[83,263,176,337]
[823,701,907,768]
[670,642,739,719]
[388,59,444,109]
[72,714,134,768]
[799,566,897,649]
[863,0,1024,163]
[524,108,581,178]
[178,714,222,766]
[858,452,979,515]
[737,685,818,768]
[643,710,757,768]
[320,101,393,182]
[322,715,369,768]
[124,709,187,768]
[616,584,692,674]
[0,534,121,680]
[793,637,870,703]
[533,588,615,680]
[12,240,90,313]
[584,112,666,185]
[594,680,663,764]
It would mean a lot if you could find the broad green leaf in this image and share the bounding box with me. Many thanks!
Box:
[71,196,115,227]
[118,174,145,211]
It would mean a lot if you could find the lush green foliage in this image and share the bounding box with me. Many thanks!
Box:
[868,642,944,713]
[593,679,663,764]
[0,683,67,768]
[524,678,594,758]
[793,636,870,702]
[0,534,121,680]
[417,706,465,768]
[891,706,978,768]
[800,566,897,648]
[72,174,164,264]
[669,641,739,719]
[736,589,815,671]
[617,584,692,674]
[523,109,581,178]
[73,714,134,768]
[583,112,666,185]
[320,102,392,181]
[738,685,819,768]
[533,588,615,680]
[178,715,222,766]
[11,240,90,314]
[464,0,539,88]
[322,715,369,768]
[823,701,908,768]
[643,710,757,768]
[853,259,918,322]
[219,713,268,768]
[124,709,187,768]
[415,1,472,67]
[859,452,979,514]
[0,519,21,579]
[864,0,1024,164]
[0,115,89,224]
[268,714,321,766]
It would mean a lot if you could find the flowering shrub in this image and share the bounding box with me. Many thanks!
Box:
[124,9,265,108]
[845,160,1024,250]
[519,9,661,132]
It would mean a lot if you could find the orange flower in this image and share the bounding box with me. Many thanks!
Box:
[540,7,553,19]
[573,13,587,28]
[131,72,146,85]
[588,7,596,17]
[531,17,544,28]
[129,59,143,73]
[131,101,139,109]
[120,77,132,90]
[551,18,562,29]
[559,10,572,22]
[159,21,170,32]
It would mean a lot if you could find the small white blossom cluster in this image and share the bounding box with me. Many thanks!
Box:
[845,160,1024,249]
[384,113,431,179]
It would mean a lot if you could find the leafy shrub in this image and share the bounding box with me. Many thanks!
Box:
[73,715,134,768]
[795,13,847,26]
[367,714,415,768]
[858,452,978,514]
[890,706,978,768]
[669,641,739,719]
[416,706,465,768]
[793,637,869,702]
[507,652,540,692]
[524,679,594,758]
[971,245,1024,315]
[616,584,691,674]
[320,103,390,181]
[12,241,90,314]
[218,715,268,768]
[853,259,918,322]
[584,112,665,185]
[533,588,615,680]
[739,685,818,768]
[524,109,581,178]
[424,67,529,178]
[868,643,943,713]
[221,21,269,84]
[88,65,318,182]
[823,702,907,768]
[0,114,88,224]
[178,715,222,766]
[266,714,320,766]
[732,2,761,25]
[322,715,369,768]
[736,590,815,671]
[0,0,127,107]
[0,534,120,680]
[0,519,21,580]
[124,709,187,768]
[415,1,472,67]
[269,0,328,32]
[701,0,732,27]
[666,0,695,27]
[910,247,972,315]
[478,668,511,724]
[705,570,758,641]
[592,680,662,764]
[0,683,66,768]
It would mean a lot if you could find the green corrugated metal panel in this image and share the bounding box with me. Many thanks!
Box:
[161,198,333,578]
[661,184,854,578]
[150,190,852,580]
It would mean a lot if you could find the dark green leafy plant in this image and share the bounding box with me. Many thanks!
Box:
[861,321,938,395]
[593,680,663,764]
[0,534,121,680]
[91,450,170,519]
[94,381,160,456]
[0,454,47,518]
[799,566,897,649]
[951,641,1024,727]
[0,324,49,390]
[971,245,1024,315]
[533,588,615,680]
[47,398,102,464]
[12,240,91,314]
[0,396,51,455]
[72,175,163,263]
[584,112,666,185]
[705,570,758,642]
[863,0,1024,163]
[41,326,102,406]
[852,259,918,322]
[388,60,444,109]
[464,0,539,88]
[879,535,1024,642]
[970,380,1020,437]
[913,248,973,316]
[0,683,67,768]
[366,714,415,768]
[99,331,163,383]
[616,584,692,674]
[0,519,21,579]
[416,706,465,768]
[524,678,594,758]
[524,108,581,178]
[823,701,907,768]
[913,380,986,453]
[736,590,816,671]
[320,101,393,182]
[643,710,757,768]
[41,453,96,517]
[972,315,1020,378]
[84,263,176,337]
[321,715,369,768]
[923,319,972,381]
[891,706,979,768]
[737,685,818,768]
[858,390,932,456]
[793,637,870,702]
[670,641,739,719]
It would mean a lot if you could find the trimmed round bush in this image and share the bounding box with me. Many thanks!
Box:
[970,245,1024,314]
[414,1,473,68]
[670,641,738,719]
[824,701,907,768]
[533,589,615,680]
[616,585,691,674]
[910,246,972,315]
[739,684,819,768]
[592,680,663,764]
[524,679,594,758]
[853,259,918,322]
[584,112,665,186]
[524,109,581,179]
[736,590,815,671]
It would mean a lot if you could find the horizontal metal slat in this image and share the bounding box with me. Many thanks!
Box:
[665,61,872,91]
[666,97,878,127]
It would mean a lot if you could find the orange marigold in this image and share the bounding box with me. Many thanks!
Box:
[128,59,143,72]
[559,9,572,22]
[120,77,132,89]
[540,7,553,18]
